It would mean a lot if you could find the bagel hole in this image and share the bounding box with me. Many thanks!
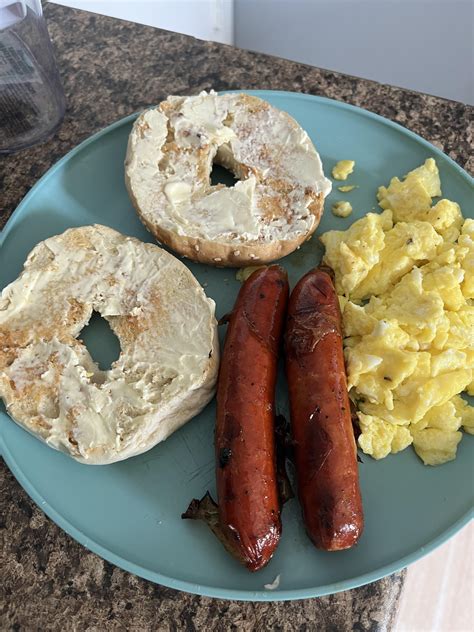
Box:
[210,163,237,188]
[79,311,121,371]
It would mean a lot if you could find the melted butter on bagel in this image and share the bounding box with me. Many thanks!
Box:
[0,225,218,464]
[125,91,331,266]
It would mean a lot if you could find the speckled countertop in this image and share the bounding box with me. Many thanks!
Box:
[1,4,472,630]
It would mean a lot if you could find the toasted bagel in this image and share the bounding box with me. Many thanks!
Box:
[0,225,218,464]
[125,91,331,266]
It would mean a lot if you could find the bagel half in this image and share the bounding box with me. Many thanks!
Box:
[0,225,218,464]
[125,91,332,266]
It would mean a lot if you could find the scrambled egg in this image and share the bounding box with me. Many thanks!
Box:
[235,265,265,282]
[338,185,358,193]
[332,201,353,218]
[332,160,355,180]
[320,159,473,465]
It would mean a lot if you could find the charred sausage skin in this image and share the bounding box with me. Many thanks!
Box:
[216,265,289,571]
[284,267,364,551]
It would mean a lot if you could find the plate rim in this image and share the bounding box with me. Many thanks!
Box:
[1,90,473,601]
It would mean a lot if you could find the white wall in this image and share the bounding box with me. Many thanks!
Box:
[49,0,234,44]
[234,0,474,104]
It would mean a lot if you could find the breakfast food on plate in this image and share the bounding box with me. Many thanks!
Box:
[338,185,357,193]
[235,264,265,283]
[125,91,331,267]
[332,160,355,180]
[183,266,289,570]
[284,267,364,550]
[332,200,353,218]
[320,158,473,465]
[0,225,218,464]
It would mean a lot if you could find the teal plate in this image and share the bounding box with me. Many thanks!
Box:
[1,91,473,601]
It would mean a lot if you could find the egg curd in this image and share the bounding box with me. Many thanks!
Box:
[321,159,473,465]
[332,201,353,218]
[332,160,355,180]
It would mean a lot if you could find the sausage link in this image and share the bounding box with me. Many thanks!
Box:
[284,267,363,550]
[216,265,289,571]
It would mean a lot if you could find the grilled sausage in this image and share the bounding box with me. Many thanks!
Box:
[215,265,289,570]
[284,267,363,550]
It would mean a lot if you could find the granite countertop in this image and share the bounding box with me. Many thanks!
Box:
[1,4,472,630]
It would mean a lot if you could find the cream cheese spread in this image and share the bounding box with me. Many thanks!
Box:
[0,225,218,464]
[125,91,331,252]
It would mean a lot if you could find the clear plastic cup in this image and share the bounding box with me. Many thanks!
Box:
[0,0,66,153]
